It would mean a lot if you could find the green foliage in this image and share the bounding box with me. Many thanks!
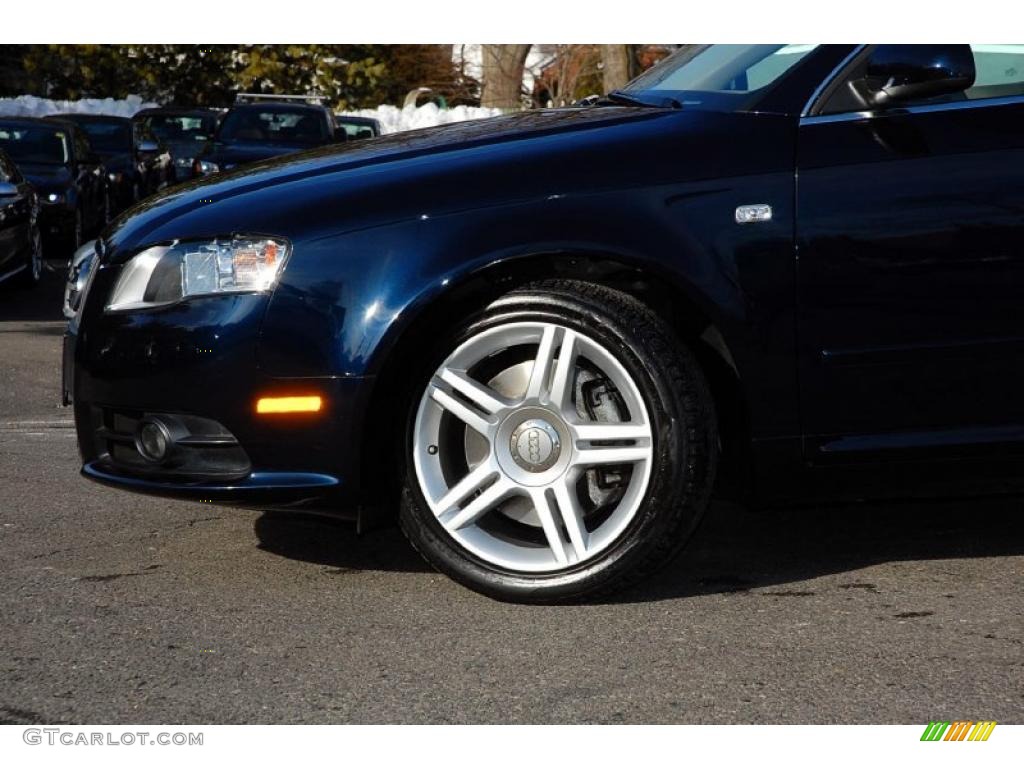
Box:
[11,44,476,109]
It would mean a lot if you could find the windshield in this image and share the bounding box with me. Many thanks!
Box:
[77,121,132,152]
[144,114,217,143]
[217,108,328,145]
[0,124,70,165]
[624,44,820,111]
[335,119,377,140]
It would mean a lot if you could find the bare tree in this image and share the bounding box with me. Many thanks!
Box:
[480,44,531,110]
[530,45,602,108]
[601,44,634,93]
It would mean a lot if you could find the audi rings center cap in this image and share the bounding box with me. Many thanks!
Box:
[509,418,562,472]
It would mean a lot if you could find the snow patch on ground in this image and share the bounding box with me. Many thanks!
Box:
[342,103,503,134]
[0,95,502,133]
[0,94,156,118]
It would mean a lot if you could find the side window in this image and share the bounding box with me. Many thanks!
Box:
[134,123,157,144]
[967,45,1024,100]
[75,131,92,161]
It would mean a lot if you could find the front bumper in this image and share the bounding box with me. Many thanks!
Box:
[82,462,342,507]
[68,262,373,515]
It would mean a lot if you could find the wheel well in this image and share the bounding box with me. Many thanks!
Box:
[357,253,752,524]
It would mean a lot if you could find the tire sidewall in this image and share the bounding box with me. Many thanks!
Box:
[399,287,701,601]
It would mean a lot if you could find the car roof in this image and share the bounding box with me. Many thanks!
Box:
[228,101,328,114]
[133,107,221,117]
[52,113,130,125]
[0,115,79,131]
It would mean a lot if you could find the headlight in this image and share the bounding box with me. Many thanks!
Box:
[174,157,194,168]
[45,192,65,204]
[193,159,219,175]
[108,172,123,184]
[64,240,98,319]
[105,236,290,312]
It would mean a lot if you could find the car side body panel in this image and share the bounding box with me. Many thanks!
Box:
[85,107,801,506]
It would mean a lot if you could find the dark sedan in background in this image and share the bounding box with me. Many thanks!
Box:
[55,114,172,212]
[133,107,221,183]
[0,116,108,255]
[190,95,345,178]
[0,147,42,288]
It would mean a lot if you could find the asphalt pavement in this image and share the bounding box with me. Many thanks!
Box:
[1,270,1022,724]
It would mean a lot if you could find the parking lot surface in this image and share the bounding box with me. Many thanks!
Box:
[1,271,1022,724]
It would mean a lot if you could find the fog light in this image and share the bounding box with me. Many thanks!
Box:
[135,418,173,462]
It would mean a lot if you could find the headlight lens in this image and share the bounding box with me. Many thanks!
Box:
[105,236,290,312]
[174,157,194,168]
[193,159,219,175]
[108,172,123,184]
[45,192,65,204]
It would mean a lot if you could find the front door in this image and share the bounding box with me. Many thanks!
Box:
[797,45,1024,468]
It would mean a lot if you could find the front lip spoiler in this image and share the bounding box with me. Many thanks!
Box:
[82,461,342,508]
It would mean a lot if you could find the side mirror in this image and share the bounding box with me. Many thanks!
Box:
[859,44,975,107]
[0,181,18,197]
[137,139,160,154]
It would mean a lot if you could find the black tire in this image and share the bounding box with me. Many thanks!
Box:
[399,280,718,603]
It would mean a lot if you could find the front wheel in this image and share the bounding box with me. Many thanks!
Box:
[399,280,717,602]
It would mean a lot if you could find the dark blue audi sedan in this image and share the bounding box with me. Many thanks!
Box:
[64,44,1024,602]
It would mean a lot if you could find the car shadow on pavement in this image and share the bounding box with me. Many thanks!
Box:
[253,511,433,573]
[254,496,1024,601]
[608,496,1024,605]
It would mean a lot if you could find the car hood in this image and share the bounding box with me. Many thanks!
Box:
[100,152,133,174]
[161,139,206,160]
[19,163,73,194]
[104,106,776,257]
[201,141,320,169]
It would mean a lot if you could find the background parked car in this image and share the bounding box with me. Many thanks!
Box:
[0,147,42,288]
[191,94,345,178]
[334,114,382,140]
[55,114,172,212]
[133,107,221,183]
[0,116,108,256]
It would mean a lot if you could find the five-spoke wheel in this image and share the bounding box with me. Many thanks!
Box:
[413,321,654,571]
[400,281,717,602]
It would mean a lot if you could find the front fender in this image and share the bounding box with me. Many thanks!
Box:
[257,170,799,442]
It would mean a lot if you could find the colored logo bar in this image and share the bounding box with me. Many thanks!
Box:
[921,721,997,741]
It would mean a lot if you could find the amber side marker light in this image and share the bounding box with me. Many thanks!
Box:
[256,396,323,414]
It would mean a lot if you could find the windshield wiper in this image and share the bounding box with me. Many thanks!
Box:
[592,90,684,109]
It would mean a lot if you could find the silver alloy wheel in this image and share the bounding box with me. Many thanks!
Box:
[412,321,653,572]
